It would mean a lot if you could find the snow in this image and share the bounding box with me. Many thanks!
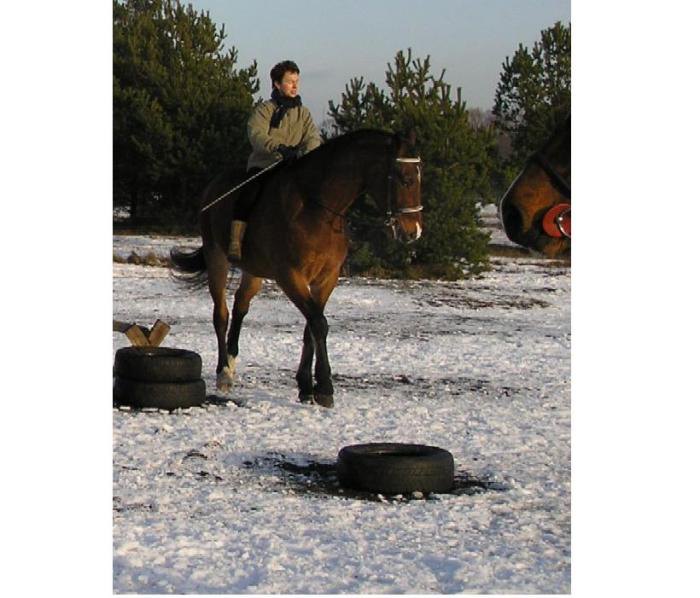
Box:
[113,234,570,594]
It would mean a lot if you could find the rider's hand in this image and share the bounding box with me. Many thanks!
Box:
[276,145,299,162]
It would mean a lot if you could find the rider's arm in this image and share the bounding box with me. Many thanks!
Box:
[247,102,279,155]
[298,107,321,155]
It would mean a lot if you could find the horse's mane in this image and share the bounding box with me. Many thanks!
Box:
[317,128,394,150]
[210,130,395,196]
[256,128,395,187]
[293,128,394,168]
[543,115,570,161]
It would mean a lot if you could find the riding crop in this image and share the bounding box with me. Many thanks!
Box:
[200,159,282,213]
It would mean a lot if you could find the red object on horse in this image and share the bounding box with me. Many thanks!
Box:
[542,203,571,239]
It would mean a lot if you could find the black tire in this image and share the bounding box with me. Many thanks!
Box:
[113,376,206,410]
[114,347,202,383]
[337,443,454,495]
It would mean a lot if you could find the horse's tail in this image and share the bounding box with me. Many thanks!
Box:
[169,246,209,288]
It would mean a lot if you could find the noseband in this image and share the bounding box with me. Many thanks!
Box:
[532,152,571,239]
[385,157,423,235]
[542,203,571,239]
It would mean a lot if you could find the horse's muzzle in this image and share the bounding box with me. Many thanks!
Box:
[402,220,422,244]
[388,218,422,244]
[500,199,570,258]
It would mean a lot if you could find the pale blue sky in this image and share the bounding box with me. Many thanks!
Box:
[188,0,570,124]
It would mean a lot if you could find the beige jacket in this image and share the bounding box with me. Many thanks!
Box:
[246,99,322,170]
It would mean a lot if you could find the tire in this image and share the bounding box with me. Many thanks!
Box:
[113,376,206,410]
[114,347,202,383]
[337,443,454,495]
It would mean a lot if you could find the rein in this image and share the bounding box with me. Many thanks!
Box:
[307,196,348,233]
[307,197,346,219]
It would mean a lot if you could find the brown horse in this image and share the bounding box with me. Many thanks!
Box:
[499,115,571,258]
[171,129,423,407]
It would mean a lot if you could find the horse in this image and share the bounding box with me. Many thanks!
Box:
[170,129,423,408]
[499,115,571,258]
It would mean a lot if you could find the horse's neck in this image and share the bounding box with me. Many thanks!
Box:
[310,140,387,214]
[547,125,571,169]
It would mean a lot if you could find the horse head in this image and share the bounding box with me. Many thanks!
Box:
[386,129,423,243]
[499,116,571,258]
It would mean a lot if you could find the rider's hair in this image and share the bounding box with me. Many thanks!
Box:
[270,60,300,85]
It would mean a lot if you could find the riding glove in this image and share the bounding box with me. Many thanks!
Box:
[277,144,300,162]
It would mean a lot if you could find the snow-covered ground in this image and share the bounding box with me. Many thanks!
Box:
[113,233,570,594]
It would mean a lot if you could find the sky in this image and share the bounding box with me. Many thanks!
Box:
[188,0,571,124]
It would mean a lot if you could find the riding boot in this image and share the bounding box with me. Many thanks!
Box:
[228,220,247,262]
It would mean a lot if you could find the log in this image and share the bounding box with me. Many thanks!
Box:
[113,320,149,336]
[113,319,170,347]
[147,319,171,347]
[124,324,150,347]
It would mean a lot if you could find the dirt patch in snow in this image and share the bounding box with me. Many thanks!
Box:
[242,453,510,502]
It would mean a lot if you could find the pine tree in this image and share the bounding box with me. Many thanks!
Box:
[492,21,571,171]
[328,49,497,278]
[113,0,259,227]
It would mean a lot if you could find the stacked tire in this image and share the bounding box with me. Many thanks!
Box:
[113,347,206,410]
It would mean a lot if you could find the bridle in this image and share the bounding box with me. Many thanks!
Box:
[385,156,423,237]
[532,152,571,199]
[531,152,571,240]
[305,155,423,236]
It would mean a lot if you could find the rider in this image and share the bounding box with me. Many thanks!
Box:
[228,60,322,261]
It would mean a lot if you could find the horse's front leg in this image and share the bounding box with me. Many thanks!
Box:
[307,270,342,407]
[296,324,314,404]
[308,312,334,408]
[277,270,336,408]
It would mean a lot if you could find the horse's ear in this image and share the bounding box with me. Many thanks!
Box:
[405,128,417,146]
[394,128,417,149]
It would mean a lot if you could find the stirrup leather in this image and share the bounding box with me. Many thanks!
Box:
[228,220,247,260]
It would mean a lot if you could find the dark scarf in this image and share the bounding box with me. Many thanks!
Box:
[270,88,302,129]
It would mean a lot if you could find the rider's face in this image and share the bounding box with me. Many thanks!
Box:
[274,72,299,98]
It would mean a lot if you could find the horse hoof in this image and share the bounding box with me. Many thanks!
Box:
[216,380,232,393]
[299,394,314,405]
[216,368,234,392]
[313,394,334,408]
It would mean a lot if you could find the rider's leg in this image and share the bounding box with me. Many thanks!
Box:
[228,168,262,261]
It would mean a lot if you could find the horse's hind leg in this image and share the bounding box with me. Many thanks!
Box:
[205,252,234,391]
[226,272,262,374]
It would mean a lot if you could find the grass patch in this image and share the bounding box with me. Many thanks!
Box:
[348,262,482,281]
[113,220,198,236]
[113,251,170,268]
